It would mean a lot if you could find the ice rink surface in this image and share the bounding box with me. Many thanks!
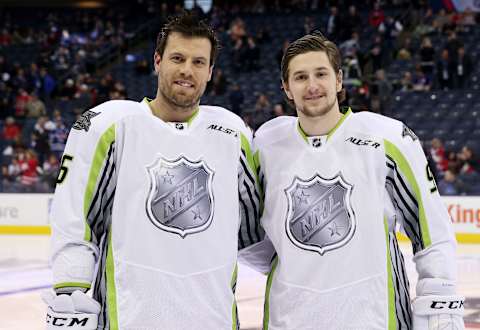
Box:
[0,236,479,330]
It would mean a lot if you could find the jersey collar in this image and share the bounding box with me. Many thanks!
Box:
[296,107,352,149]
[142,97,200,131]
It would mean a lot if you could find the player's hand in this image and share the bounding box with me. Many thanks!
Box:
[42,290,101,329]
[412,278,465,330]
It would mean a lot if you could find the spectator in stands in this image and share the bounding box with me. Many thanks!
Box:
[326,7,339,40]
[272,103,286,117]
[436,49,455,90]
[341,5,362,41]
[413,7,435,37]
[412,65,431,92]
[429,138,449,175]
[14,88,31,119]
[364,35,385,75]
[48,115,68,160]
[368,2,385,29]
[455,46,472,89]
[459,7,476,32]
[419,37,435,78]
[209,68,228,96]
[0,28,12,46]
[1,157,22,192]
[19,149,40,192]
[457,146,478,174]
[229,83,244,117]
[342,53,362,89]
[58,78,76,100]
[302,16,315,36]
[40,153,60,191]
[433,8,450,33]
[228,17,246,45]
[379,16,403,52]
[3,116,21,142]
[400,71,413,91]
[445,31,463,58]
[437,169,462,195]
[39,67,56,101]
[250,93,273,130]
[25,93,47,119]
[75,83,93,111]
[245,36,260,71]
[232,36,247,72]
[372,69,392,113]
[447,150,462,174]
[340,31,361,59]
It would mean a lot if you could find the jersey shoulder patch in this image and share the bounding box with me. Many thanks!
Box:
[254,116,296,148]
[200,105,251,137]
[74,100,147,134]
[352,111,405,141]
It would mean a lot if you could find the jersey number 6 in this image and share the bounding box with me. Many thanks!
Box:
[57,154,74,184]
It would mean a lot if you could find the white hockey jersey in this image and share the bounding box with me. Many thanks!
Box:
[252,109,457,330]
[50,99,262,330]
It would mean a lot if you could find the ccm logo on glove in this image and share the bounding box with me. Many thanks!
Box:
[430,300,464,309]
[46,313,89,327]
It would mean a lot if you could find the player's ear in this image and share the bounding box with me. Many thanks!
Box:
[207,65,214,82]
[282,80,293,100]
[154,52,162,74]
[336,69,343,93]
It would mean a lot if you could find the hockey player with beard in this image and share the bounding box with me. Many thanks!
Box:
[241,31,464,330]
[43,13,262,330]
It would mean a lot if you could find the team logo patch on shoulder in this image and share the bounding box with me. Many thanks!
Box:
[72,111,99,132]
[402,124,418,141]
[146,156,215,238]
[285,174,356,255]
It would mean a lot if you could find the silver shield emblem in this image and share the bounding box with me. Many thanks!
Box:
[146,156,214,238]
[285,174,355,255]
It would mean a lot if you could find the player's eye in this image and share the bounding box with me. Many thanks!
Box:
[171,56,183,63]
[295,74,307,81]
[194,59,206,66]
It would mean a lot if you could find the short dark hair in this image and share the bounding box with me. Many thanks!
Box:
[155,12,219,66]
[281,31,346,104]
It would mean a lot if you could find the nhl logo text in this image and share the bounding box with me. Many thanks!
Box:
[285,174,356,255]
[146,156,215,238]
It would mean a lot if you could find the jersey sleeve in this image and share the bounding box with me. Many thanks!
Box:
[237,129,264,249]
[50,109,118,294]
[383,124,457,284]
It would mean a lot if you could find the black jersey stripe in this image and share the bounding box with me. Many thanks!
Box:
[240,155,261,206]
[387,187,423,253]
[392,234,412,327]
[239,192,255,245]
[386,157,418,208]
[91,162,116,239]
[386,178,423,247]
[86,143,115,243]
[385,178,421,241]
[389,233,412,329]
[242,180,261,241]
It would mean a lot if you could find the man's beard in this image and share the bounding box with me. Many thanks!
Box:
[297,96,337,118]
[158,80,204,111]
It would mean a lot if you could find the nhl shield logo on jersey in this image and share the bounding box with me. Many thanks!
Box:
[285,174,356,255]
[146,156,215,238]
